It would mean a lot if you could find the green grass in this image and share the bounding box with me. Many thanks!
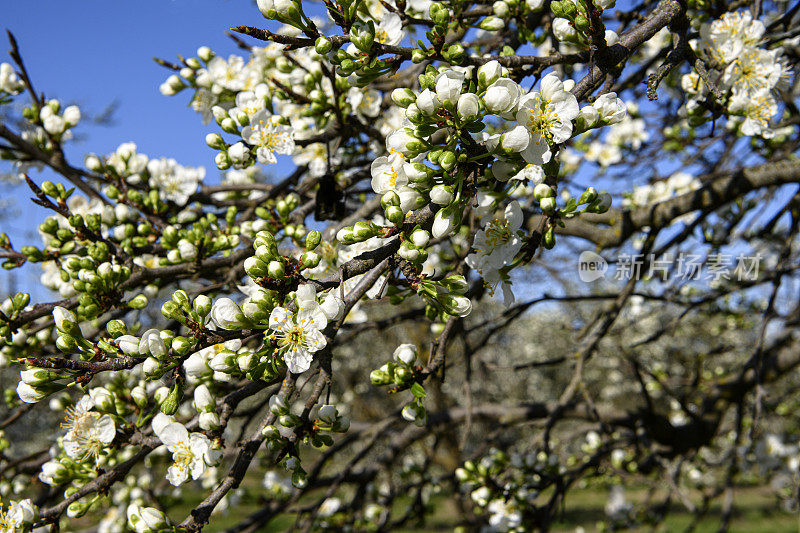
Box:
[552,485,800,532]
[75,483,800,531]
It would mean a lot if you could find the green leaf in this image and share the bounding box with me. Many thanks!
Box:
[411,382,427,398]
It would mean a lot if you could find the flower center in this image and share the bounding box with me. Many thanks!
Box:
[252,119,290,151]
[173,441,194,471]
[388,167,399,188]
[284,326,306,348]
[485,218,512,247]
[527,95,559,143]
[0,505,15,531]
[745,94,773,126]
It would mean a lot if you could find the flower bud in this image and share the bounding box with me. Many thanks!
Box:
[336,227,354,244]
[199,412,221,431]
[533,183,555,201]
[391,88,416,108]
[409,229,430,248]
[39,460,70,485]
[493,0,509,17]
[429,184,454,205]
[211,298,248,330]
[215,151,231,170]
[89,387,115,412]
[127,505,168,533]
[317,404,338,425]
[131,386,148,408]
[305,230,321,250]
[143,357,164,379]
[245,256,268,278]
[456,93,480,121]
[267,260,286,279]
[269,394,289,415]
[439,151,457,171]
[205,133,225,150]
[139,329,167,359]
[370,367,392,386]
[480,16,505,31]
[587,192,612,213]
[128,294,149,310]
[440,293,472,317]
[398,241,421,261]
[432,206,459,239]
[193,294,212,317]
[478,60,503,89]
[539,197,557,214]
[197,46,214,62]
[385,205,405,225]
[416,89,440,115]
[314,36,332,54]
[158,384,182,415]
[193,384,215,412]
[435,70,464,106]
[576,105,600,132]
[393,344,417,365]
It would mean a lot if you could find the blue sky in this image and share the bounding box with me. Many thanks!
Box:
[1,0,269,295]
[3,0,263,170]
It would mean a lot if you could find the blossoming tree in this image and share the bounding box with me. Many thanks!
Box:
[0,0,798,530]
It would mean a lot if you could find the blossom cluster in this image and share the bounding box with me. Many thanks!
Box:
[685,11,788,137]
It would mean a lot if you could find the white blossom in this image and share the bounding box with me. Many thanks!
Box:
[268,305,327,374]
[514,72,579,164]
[61,396,116,462]
[154,421,220,486]
[241,109,295,165]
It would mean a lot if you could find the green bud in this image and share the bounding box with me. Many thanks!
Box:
[370,368,392,386]
[587,192,612,213]
[539,197,557,214]
[106,319,126,337]
[385,205,405,225]
[193,294,212,317]
[543,226,556,249]
[429,2,449,26]
[381,191,401,209]
[440,151,457,171]
[305,230,321,250]
[172,336,194,356]
[41,181,59,197]
[574,14,590,32]
[578,187,598,205]
[159,383,182,415]
[128,294,149,310]
[391,88,416,108]
[315,36,333,54]
[533,183,556,201]
[267,260,286,279]
[353,220,378,240]
[300,251,321,269]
